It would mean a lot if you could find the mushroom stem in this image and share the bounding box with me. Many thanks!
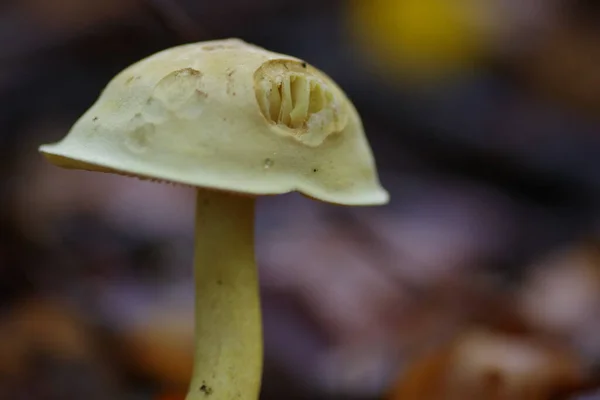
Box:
[186,189,262,400]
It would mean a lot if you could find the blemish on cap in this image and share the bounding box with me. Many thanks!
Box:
[263,158,274,169]
[203,43,242,51]
[254,59,348,147]
[125,76,140,85]
[226,68,236,95]
[151,68,206,119]
[125,123,155,153]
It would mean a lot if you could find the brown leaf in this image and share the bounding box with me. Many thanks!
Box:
[388,329,586,400]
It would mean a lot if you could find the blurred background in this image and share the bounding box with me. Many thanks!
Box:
[1,0,600,399]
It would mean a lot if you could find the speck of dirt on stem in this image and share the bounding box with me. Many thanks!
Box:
[200,384,213,395]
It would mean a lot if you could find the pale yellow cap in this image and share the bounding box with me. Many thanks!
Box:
[39,39,389,206]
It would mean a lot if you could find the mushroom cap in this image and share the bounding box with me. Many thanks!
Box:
[39,39,388,206]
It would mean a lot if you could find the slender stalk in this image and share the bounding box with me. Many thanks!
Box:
[186,189,262,400]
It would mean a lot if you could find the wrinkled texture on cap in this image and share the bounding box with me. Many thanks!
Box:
[39,38,388,206]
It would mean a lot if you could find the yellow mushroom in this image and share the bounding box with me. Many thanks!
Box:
[347,0,491,82]
[39,38,389,400]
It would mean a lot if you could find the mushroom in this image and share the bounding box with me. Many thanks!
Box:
[39,38,389,399]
